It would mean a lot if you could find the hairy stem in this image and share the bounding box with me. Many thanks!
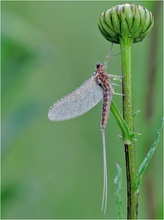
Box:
[120,36,138,219]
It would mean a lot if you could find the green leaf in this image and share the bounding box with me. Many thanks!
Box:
[114,163,123,219]
[111,101,133,145]
[133,109,141,117]
[135,118,164,193]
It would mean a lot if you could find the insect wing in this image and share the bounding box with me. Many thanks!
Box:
[48,76,103,121]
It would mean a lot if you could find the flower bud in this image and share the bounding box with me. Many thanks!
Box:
[98,4,154,43]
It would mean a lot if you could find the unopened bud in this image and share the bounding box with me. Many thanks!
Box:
[98,4,154,43]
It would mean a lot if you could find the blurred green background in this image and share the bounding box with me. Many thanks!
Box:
[2,1,163,219]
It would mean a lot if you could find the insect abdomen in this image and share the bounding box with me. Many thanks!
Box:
[101,87,112,129]
[95,71,113,130]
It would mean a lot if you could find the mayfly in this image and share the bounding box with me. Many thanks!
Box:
[48,44,122,214]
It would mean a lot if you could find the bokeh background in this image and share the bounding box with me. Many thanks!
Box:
[2,1,163,219]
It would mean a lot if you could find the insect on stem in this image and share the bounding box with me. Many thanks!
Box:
[48,44,121,215]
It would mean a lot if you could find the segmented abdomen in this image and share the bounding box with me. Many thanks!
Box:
[96,73,113,130]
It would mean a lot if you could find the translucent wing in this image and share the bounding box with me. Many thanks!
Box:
[48,76,103,121]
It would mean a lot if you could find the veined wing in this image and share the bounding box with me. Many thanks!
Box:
[48,76,103,121]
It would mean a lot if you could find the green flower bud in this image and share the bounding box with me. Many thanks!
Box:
[98,4,154,44]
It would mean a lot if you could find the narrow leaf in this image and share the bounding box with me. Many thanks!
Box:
[111,101,133,145]
[133,109,141,117]
[114,163,123,219]
[136,118,164,192]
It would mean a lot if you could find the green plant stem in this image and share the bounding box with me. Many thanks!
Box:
[120,36,138,219]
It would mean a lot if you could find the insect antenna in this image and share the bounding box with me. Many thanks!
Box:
[104,43,113,69]
[104,43,121,70]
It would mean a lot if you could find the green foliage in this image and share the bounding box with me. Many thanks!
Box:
[111,101,133,144]
[99,3,162,219]
[114,163,123,219]
[135,118,164,193]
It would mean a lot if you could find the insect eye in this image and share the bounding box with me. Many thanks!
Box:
[96,63,101,69]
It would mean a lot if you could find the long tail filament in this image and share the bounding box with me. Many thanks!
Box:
[101,128,108,215]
